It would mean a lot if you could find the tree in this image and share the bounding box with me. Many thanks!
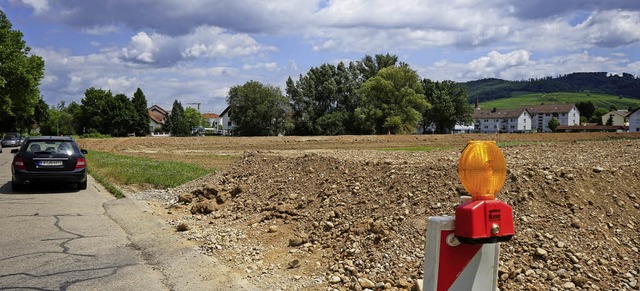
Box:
[576,101,595,119]
[109,93,135,137]
[184,107,205,131]
[0,11,45,132]
[605,114,614,126]
[227,80,291,136]
[590,107,609,124]
[356,53,398,81]
[422,79,473,133]
[80,88,114,134]
[131,88,151,136]
[167,100,190,136]
[548,117,560,132]
[356,66,430,134]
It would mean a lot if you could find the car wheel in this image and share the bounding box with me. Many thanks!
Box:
[78,180,87,190]
[11,180,22,192]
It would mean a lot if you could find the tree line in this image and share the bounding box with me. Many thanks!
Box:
[227,54,473,136]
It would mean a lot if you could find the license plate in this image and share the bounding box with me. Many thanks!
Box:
[38,160,63,166]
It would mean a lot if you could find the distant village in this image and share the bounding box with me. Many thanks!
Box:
[147,103,640,136]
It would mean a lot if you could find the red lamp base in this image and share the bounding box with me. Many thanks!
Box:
[454,199,514,245]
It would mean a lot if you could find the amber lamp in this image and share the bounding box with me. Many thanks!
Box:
[457,141,506,200]
[454,141,514,244]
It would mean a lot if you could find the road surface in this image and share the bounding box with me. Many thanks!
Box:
[0,148,255,290]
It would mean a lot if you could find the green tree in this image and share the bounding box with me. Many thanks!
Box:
[132,88,151,136]
[590,107,609,124]
[184,107,205,132]
[356,66,430,134]
[575,101,595,119]
[548,117,560,132]
[422,79,473,133]
[80,88,114,134]
[167,100,190,136]
[109,93,135,137]
[356,53,398,81]
[227,80,291,136]
[605,114,614,126]
[0,11,45,132]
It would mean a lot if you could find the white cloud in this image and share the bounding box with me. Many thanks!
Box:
[420,50,636,82]
[577,10,640,47]
[120,26,277,66]
[16,0,49,14]
[243,62,278,71]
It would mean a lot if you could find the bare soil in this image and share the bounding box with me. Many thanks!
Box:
[78,133,640,290]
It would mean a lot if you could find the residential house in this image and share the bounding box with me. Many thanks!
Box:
[202,112,220,130]
[148,105,169,133]
[525,104,580,132]
[601,110,629,126]
[629,108,640,132]
[219,106,236,135]
[473,108,532,133]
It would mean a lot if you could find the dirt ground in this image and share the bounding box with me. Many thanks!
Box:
[78,133,640,290]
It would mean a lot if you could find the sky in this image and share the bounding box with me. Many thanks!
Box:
[2,0,640,114]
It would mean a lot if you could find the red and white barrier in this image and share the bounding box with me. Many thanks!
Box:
[423,216,500,291]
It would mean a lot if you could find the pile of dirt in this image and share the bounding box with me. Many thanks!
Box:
[141,139,639,290]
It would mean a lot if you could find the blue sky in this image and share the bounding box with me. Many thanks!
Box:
[2,0,640,114]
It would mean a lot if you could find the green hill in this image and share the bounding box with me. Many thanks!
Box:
[478,92,640,110]
[461,72,640,103]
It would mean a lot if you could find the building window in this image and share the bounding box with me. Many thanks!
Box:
[228,121,232,126]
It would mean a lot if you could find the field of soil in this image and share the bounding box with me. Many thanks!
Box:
[78,132,640,290]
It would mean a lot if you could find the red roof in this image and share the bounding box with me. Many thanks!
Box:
[202,113,219,119]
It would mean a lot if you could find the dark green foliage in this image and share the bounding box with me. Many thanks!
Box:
[548,117,560,132]
[422,79,473,134]
[0,11,45,133]
[590,108,610,124]
[606,114,614,126]
[576,101,596,119]
[286,53,403,135]
[167,100,190,136]
[227,80,291,136]
[132,88,151,136]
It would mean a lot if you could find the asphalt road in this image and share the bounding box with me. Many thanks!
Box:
[0,147,256,291]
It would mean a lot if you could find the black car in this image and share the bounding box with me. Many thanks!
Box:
[11,136,88,191]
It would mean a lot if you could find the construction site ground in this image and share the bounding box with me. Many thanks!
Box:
[78,132,640,290]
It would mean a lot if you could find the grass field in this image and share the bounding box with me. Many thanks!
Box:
[480,91,640,110]
[86,151,214,194]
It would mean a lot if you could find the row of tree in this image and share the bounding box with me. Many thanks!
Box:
[228,54,473,136]
[44,88,206,137]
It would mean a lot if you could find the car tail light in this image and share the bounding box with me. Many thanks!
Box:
[13,157,26,170]
[75,157,86,169]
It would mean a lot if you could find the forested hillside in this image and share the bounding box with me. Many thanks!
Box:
[462,72,640,102]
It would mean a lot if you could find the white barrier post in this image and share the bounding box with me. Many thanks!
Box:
[423,216,500,291]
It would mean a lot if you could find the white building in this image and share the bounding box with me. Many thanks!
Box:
[473,108,532,133]
[601,110,629,126]
[629,108,640,132]
[524,104,580,132]
[219,106,236,135]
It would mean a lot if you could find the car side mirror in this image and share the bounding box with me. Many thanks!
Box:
[81,149,88,154]
[11,149,18,154]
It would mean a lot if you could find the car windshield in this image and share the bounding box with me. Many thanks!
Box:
[26,141,78,155]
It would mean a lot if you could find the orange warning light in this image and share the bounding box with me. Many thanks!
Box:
[458,141,506,201]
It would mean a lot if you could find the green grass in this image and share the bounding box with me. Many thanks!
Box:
[480,92,640,110]
[86,151,214,192]
[378,146,450,152]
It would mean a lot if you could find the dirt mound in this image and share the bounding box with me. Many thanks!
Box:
[152,140,639,290]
